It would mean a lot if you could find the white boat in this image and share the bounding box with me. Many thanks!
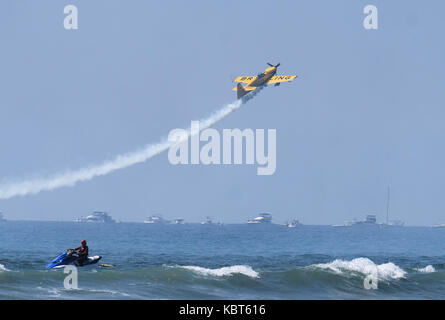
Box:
[332,219,353,227]
[333,215,381,228]
[385,220,405,227]
[349,215,381,227]
[75,211,115,223]
[174,218,185,224]
[144,215,166,224]
[201,217,213,225]
[247,213,272,224]
[432,224,445,228]
[332,219,355,227]
[335,188,404,228]
[286,219,301,228]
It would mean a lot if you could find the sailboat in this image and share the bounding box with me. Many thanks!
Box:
[383,187,404,227]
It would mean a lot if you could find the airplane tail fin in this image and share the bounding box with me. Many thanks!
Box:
[236,83,248,99]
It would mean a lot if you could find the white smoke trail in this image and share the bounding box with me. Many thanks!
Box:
[0,88,263,200]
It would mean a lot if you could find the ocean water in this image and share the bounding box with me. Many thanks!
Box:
[0,221,445,300]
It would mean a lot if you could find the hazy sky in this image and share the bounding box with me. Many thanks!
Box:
[0,1,444,225]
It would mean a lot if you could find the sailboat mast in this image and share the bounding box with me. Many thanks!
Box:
[386,186,390,225]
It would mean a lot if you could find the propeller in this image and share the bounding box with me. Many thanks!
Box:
[267,62,280,68]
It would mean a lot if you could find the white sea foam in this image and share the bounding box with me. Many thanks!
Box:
[0,264,10,272]
[415,265,436,273]
[178,265,260,278]
[36,286,62,297]
[313,257,407,280]
[85,288,131,296]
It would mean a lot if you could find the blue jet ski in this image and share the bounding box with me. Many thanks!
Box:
[46,249,102,269]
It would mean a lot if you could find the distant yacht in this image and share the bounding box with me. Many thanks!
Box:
[0,212,6,222]
[432,224,445,228]
[286,219,301,228]
[332,219,354,227]
[247,213,272,224]
[350,214,381,227]
[144,215,167,224]
[75,211,115,223]
[201,217,213,225]
[334,215,403,228]
[385,220,405,227]
[333,215,381,227]
[335,188,405,228]
[174,218,185,224]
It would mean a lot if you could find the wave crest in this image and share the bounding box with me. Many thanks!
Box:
[415,265,436,273]
[176,265,260,278]
[0,264,10,272]
[312,257,406,280]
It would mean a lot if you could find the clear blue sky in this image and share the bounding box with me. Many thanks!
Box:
[0,1,444,225]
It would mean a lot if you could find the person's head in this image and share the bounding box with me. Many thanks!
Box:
[81,240,87,246]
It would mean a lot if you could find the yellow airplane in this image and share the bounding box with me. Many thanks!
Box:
[233,63,297,99]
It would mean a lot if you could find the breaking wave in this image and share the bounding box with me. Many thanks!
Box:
[175,265,260,278]
[2,258,445,299]
[0,264,10,272]
[415,265,436,273]
[311,257,407,280]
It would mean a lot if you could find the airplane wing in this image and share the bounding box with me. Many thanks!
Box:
[266,75,297,84]
[234,76,257,83]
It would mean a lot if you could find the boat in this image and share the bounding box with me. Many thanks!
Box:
[332,219,354,227]
[349,214,381,227]
[332,218,360,227]
[0,212,6,222]
[174,218,185,224]
[337,215,381,227]
[144,215,166,224]
[46,249,101,269]
[286,219,301,228]
[334,188,405,228]
[432,224,445,228]
[201,217,213,225]
[385,220,405,227]
[247,213,272,224]
[75,211,115,223]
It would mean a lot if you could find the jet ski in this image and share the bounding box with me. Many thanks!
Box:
[46,249,102,269]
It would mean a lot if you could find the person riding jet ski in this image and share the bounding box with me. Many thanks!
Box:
[68,240,89,266]
[47,241,102,269]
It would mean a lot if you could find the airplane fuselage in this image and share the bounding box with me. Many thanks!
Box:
[247,66,277,88]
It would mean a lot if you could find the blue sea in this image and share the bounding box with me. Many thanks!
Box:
[0,221,444,299]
